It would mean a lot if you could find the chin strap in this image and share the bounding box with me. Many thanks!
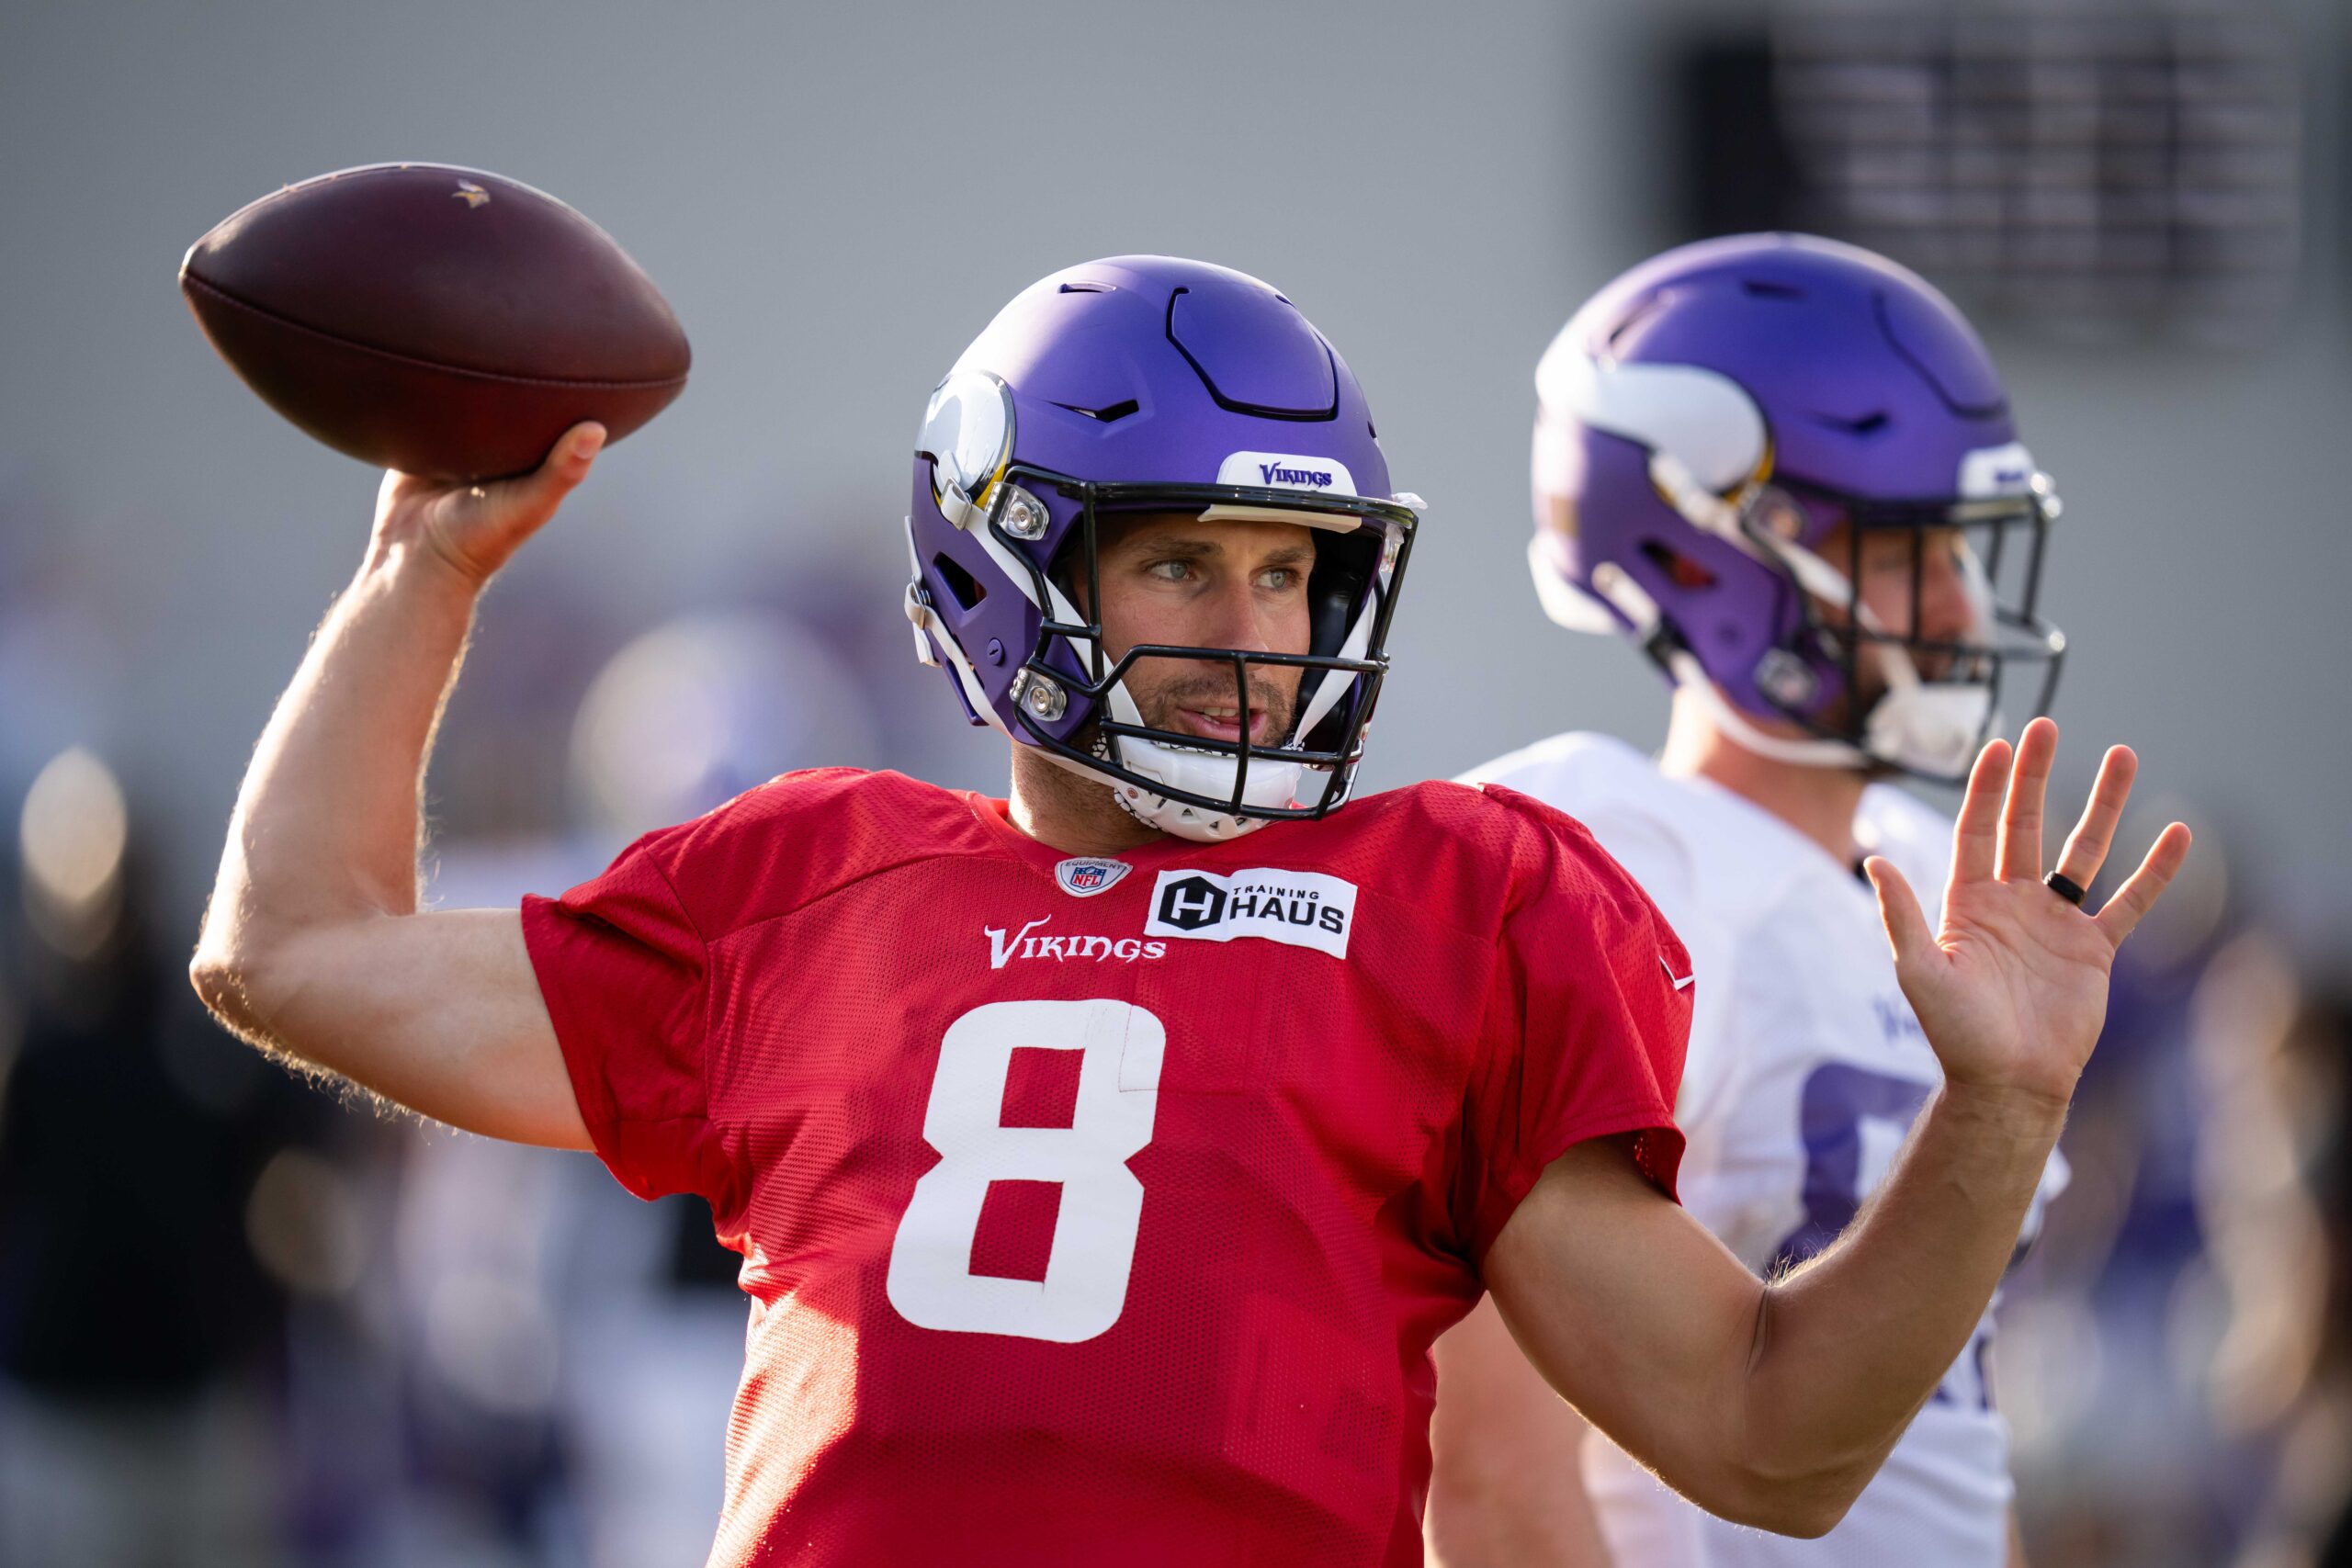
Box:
[1107,765,1280,841]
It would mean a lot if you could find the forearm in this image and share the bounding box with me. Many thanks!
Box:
[1741,1079,2064,1498]
[197,530,481,979]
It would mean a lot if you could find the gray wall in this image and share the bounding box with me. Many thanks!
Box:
[3,0,2346,946]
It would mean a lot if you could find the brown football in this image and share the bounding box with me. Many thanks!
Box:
[180,163,691,481]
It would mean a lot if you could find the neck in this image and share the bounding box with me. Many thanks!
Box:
[1657,687,1868,865]
[1006,744,1165,856]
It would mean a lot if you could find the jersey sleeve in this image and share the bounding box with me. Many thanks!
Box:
[1460,789,1693,1265]
[521,825,737,1211]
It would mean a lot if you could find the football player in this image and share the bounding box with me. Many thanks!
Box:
[191,254,2187,1566]
[1426,234,2095,1568]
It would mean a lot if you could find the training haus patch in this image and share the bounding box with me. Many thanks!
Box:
[1142,867,1358,959]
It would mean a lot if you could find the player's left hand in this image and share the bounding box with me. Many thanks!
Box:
[1864,716,2193,1109]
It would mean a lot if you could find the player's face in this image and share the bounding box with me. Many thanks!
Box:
[1822,521,1984,693]
[1087,512,1315,749]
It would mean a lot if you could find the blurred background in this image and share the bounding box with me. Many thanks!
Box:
[1,0,2347,1562]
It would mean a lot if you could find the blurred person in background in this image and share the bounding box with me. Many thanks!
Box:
[1428,235,2077,1568]
[2189,942,2352,1568]
[0,748,323,1568]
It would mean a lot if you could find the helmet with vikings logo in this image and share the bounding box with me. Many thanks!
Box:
[904,255,1420,840]
[1528,232,2064,783]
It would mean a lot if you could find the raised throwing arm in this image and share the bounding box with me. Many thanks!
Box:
[1485,720,2190,1537]
[188,426,608,1146]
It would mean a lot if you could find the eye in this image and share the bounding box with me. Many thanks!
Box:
[1146,558,1194,582]
[1257,566,1302,592]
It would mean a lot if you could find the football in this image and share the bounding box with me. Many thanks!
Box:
[179,163,690,481]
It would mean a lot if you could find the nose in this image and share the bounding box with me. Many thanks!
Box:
[1197,575,1277,658]
[1914,536,1980,644]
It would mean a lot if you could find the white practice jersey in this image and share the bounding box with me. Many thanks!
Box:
[1462,733,2067,1568]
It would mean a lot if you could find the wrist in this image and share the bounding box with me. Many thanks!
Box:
[359,519,493,599]
[1931,1074,2072,1143]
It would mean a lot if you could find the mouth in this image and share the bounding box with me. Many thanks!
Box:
[1172,703,1275,747]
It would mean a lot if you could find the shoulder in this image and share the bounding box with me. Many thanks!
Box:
[616,768,997,939]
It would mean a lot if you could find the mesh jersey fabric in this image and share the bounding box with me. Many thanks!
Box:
[1460,733,2069,1568]
[521,767,1690,1567]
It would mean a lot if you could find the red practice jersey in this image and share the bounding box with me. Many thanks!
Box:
[522,769,1690,1567]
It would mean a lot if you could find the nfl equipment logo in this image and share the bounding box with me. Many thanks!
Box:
[1054,857,1132,898]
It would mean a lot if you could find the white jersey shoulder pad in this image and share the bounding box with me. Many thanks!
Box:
[1462,732,1843,931]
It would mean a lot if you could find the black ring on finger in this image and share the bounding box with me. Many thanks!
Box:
[2044,870,2088,908]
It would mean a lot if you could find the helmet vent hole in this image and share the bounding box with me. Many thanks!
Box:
[1810,408,1891,435]
[932,553,989,611]
[1050,398,1139,423]
[1741,278,1806,300]
[1058,281,1114,294]
[1640,540,1718,591]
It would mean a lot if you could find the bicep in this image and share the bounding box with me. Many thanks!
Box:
[1482,1135,1766,1517]
[268,908,590,1149]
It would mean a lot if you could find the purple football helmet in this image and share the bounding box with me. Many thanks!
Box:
[1530,233,2065,784]
[904,256,1420,840]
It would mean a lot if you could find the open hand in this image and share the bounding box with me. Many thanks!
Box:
[369,421,605,586]
[1864,716,2193,1108]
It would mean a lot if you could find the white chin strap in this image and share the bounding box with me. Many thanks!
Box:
[1588,457,1995,780]
[1099,739,1302,841]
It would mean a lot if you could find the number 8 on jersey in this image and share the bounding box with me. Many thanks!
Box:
[885,999,1165,1344]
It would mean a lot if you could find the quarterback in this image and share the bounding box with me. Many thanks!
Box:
[191,254,2187,1566]
[1428,234,2100,1568]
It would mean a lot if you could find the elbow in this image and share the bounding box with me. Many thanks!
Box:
[1699,1452,1870,1540]
[188,912,291,1045]
[188,941,264,1038]
[1713,1482,1855,1540]
[1690,1277,1879,1539]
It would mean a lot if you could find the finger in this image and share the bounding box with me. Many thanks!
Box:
[2093,822,2193,950]
[1864,855,1938,977]
[2052,745,2137,892]
[1996,716,2058,880]
[498,422,605,524]
[1950,736,2011,885]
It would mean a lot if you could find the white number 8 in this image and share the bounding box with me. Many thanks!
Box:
[885,998,1164,1343]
